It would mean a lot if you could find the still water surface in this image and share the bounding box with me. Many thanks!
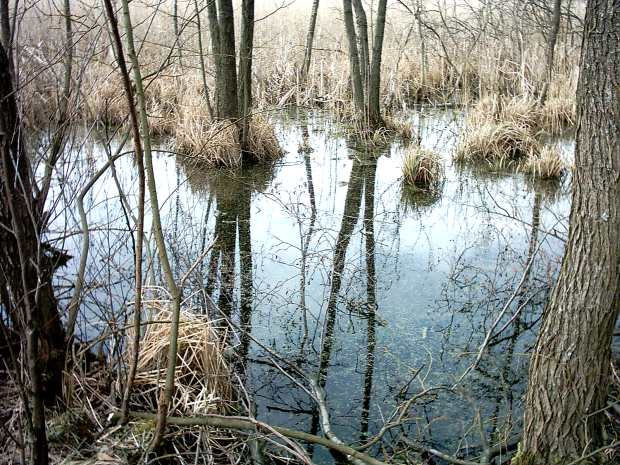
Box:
[49,108,571,461]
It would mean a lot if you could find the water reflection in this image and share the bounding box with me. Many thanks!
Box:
[52,110,571,463]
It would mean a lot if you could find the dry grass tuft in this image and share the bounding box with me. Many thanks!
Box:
[176,113,283,167]
[541,97,576,135]
[83,63,128,126]
[130,303,235,416]
[176,117,242,167]
[385,116,414,140]
[402,146,444,190]
[246,115,284,162]
[455,120,540,165]
[520,145,567,179]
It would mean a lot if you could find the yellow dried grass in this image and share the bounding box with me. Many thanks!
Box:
[402,146,444,190]
[520,145,567,179]
[384,116,414,140]
[455,120,540,165]
[246,115,284,162]
[129,304,234,415]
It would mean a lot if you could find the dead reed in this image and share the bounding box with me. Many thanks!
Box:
[402,146,444,190]
[455,120,540,166]
[129,302,235,416]
[520,145,568,179]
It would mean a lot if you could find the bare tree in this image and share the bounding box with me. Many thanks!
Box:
[342,0,388,127]
[539,0,563,103]
[207,0,256,155]
[301,0,320,82]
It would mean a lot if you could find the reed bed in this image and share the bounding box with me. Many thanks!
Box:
[16,0,579,135]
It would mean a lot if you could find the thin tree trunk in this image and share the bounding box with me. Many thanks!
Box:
[172,0,183,68]
[539,0,562,104]
[206,0,222,116]
[515,0,620,462]
[238,0,254,151]
[351,0,370,91]
[368,0,387,127]
[342,0,365,115]
[0,0,13,77]
[102,0,145,424]
[194,0,214,120]
[118,0,183,449]
[301,0,320,82]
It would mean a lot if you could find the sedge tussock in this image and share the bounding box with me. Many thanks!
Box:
[455,120,540,165]
[520,145,567,179]
[245,115,285,162]
[176,116,242,167]
[402,146,444,190]
[129,303,235,415]
[384,116,414,140]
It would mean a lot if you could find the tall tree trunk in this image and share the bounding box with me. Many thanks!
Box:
[342,0,365,115]
[515,0,620,463]
[351,0,370,92]
[102,0,146,424]
[0,0,13,77]
[194,0,214,120]
[216,0,238,120]
[301,0,320,82]
[539,0,562,104]
[172,0,183,68]
[206,0,222,115]
[238,0,254,151]
[368,0,387,127]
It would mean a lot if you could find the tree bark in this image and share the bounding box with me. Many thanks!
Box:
[238,0,254,150]
[539,0,562,104]
[351,0,370,92]
[368,0,387,127]
[206,0,222,114]
[118,0,183,449]
[342,0,387,128]
[516,0,620,463]
[194,0,214,120]
[216,0,238,120]
[301,0,320,82]
[342,0,365,115]
[0,39,62,465]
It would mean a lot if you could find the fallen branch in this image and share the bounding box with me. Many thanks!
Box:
[125,411,390,465]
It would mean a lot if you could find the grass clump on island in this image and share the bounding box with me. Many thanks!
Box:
[402,146,444,191]
[455,95,569,178]
[520,145,568,180]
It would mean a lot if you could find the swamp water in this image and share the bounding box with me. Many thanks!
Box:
[49,108,572,462]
